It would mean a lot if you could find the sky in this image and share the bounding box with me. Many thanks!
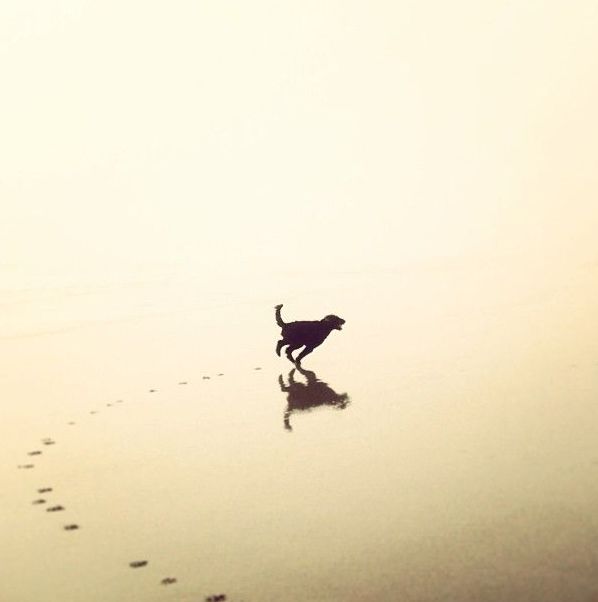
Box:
[2,1,598,286]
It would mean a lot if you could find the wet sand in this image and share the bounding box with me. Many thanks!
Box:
[2,264,598,602]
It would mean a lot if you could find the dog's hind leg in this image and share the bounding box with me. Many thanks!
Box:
[285,344,302,363]
[295,345,316,365]
[276,339,286,357]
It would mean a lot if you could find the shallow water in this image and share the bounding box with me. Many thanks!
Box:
[2,262,598,602]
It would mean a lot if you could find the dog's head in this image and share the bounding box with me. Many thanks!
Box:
[323,314,345,330]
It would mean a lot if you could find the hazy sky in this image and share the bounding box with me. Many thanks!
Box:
[2,1,598,284]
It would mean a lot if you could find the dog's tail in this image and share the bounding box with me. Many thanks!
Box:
[275,304,285,327]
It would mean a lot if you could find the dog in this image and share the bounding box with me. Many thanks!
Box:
[275,304,345,364]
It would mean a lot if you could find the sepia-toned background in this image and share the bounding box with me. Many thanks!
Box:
[2,2,598,601]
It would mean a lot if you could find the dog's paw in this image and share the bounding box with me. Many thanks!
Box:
[275,304,283,309]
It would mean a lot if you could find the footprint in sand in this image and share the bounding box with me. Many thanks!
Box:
[129,560,148,568]
[18,464,34,469]
[64,524,80,531]
[202,376,211,380]
[32,499,46,505]
[149,389,157,393]
[178,381,188,385]
[116,400,123,403]
[28,451,42,456]
[205,595,227,602]
[254,367,262,371]
[106,403,113,407]
[38,487,53,493]
[42,438,56,445]
[46,505,65,512]
[217,373,224,376]
[161,577,177,586]
[67,422,76,425]
[90,411,98,415]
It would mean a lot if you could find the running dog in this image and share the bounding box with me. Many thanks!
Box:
[274,304,345,365]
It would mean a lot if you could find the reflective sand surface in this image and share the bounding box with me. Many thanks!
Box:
[2,263,598,602]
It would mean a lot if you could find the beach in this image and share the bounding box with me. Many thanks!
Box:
[2,262,598,601]
[3,1,598,599]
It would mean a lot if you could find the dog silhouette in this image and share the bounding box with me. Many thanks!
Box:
[274,304,345,365]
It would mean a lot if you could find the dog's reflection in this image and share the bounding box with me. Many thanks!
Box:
[278,366,350,431]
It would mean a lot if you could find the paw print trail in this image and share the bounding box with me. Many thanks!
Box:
[13,365,258,595]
